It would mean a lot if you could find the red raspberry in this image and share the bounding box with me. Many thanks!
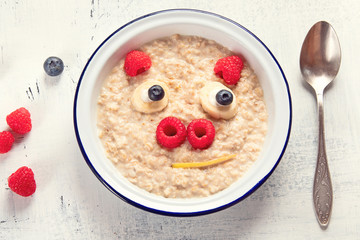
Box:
[214,55,244,85]
[187,119,215,149]
[156,117,187,149]
[124,50,152,77]
[0,131,15,154]
[6,107,32,134]
[8,166,36,197]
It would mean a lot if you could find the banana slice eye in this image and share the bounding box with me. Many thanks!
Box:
[131,80,169,113]
[200,82,237,120]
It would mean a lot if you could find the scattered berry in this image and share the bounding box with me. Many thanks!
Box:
[124,50,152,77]
[8,166,36,197]
[214,55,243,85]
[187,119,215,149]
[43,56,64,76]
[0,131,15,154]
[6,107,32,134]
[156,117,187,149]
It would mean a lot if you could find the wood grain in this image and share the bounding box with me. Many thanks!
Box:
[1,0,360,239]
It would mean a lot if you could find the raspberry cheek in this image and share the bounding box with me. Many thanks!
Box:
[187,119,216,149]
[156,117,215,150]
[156,117,187,149]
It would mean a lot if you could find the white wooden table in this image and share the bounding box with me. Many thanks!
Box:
[1,1,359,239]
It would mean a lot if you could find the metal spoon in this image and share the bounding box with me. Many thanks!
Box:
[300,21,341,228]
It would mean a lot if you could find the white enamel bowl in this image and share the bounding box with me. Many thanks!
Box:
[74,9,292,216]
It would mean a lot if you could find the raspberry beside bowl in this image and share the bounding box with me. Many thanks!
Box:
[73,9,292,216]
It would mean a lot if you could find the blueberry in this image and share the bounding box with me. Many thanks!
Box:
[43,56,64,76]
[148,85,165,101]
[216,89,233,106]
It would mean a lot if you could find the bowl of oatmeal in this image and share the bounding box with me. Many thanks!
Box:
[74,9,292,216]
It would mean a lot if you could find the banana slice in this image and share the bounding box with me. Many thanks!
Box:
[131,80,169,113]
[200,81,237,120]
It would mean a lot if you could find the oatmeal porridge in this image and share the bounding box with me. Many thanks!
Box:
[97,34,268,198]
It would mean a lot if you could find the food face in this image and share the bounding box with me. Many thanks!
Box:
[97,35,267,198]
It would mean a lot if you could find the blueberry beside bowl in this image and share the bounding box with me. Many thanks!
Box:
[44,56,64,76]
[73,9,292,216]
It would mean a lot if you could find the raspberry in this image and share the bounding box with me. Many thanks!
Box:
[124,50,152,77]
[187,119,215,149]
[0,131,15,154]
[214,55,244,85]
[6,107,32,134]
[8,166,36,197]
[156,117,187,149]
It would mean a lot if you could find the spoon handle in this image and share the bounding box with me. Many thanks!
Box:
[314,92,333,228]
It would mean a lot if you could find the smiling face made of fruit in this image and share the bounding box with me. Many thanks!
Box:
[124,50,244,168]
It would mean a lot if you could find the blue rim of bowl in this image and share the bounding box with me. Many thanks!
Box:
[73,8,292,217]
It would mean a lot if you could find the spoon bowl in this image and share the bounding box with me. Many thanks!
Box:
[300,21,341,229]
[300,21,341,91]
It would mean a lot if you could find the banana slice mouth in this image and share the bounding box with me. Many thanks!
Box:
[131,80,169,113]
[200,81,237,119]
